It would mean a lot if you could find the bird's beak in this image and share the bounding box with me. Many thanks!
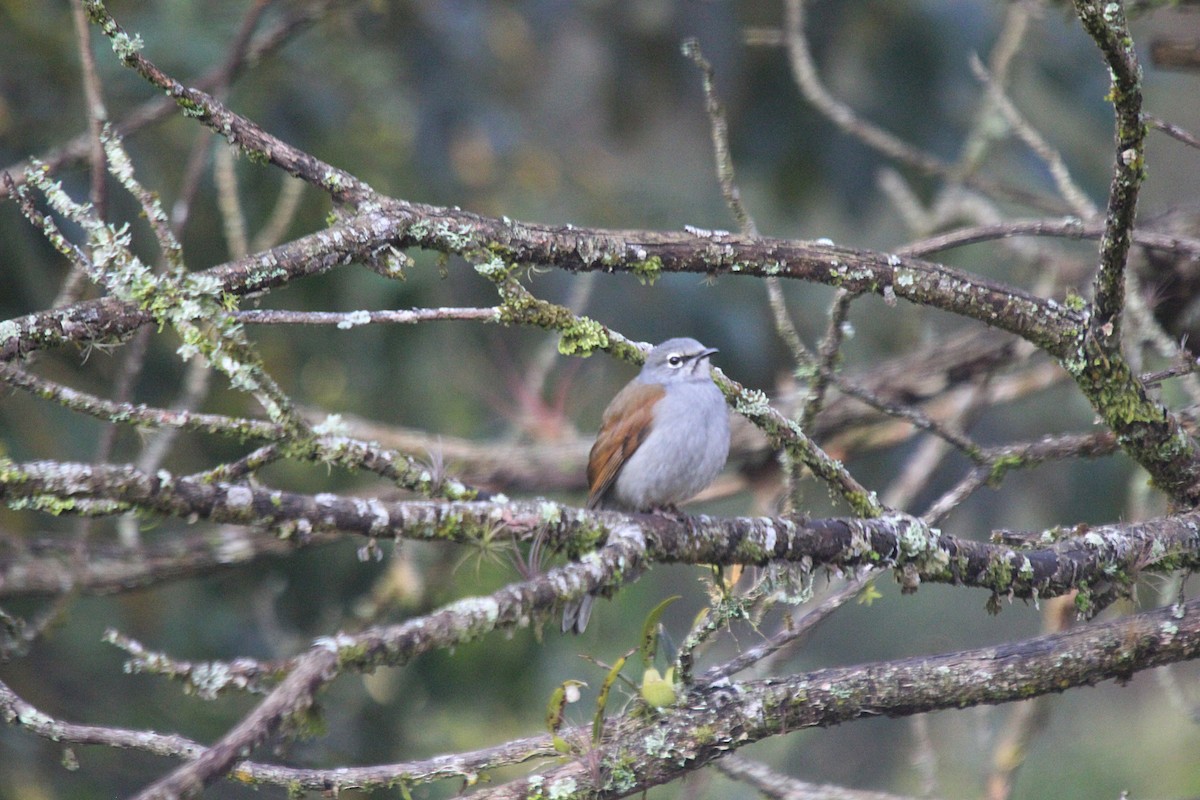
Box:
[700,347,719,359]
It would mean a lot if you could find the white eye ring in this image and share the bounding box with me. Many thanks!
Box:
[667,354,685,367]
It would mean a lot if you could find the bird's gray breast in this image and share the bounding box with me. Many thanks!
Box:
[609,379,730,510]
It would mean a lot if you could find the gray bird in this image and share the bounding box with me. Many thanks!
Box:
[562,337,731,633]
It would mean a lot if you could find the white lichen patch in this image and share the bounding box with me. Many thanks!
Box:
[547,777,577,800]
[224,485,254,509]
[313,414,349,437]
[896,517,943,564]
[366,499,391,534]
[313,633,361,654]
[448,596,501,625]
[1019,556,1035,580]
[17,706,56,729]
[538,501,563,524]
[733,388,772,418]
[761,520,777,552]
[474,254,509,280]
[337,310,372,330]
[188,662,233,700]
[0,320,20,347]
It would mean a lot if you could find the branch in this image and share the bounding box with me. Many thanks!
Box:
[0,528,335,599]
[9,182,1200,503]
[779,0,1064,213]
[894,216,1200,260]
[0,362,481,501]
[1073,0,1145,336]
[0,0,337,199]
[9,594,1200,797]
[1147,114,1200,150]
[716,754,933,800]
[0,670,554,791]
[969,55,1099,219]
[474,595,1200,800]
[4,459,1200,607]
[83,0,374,204]
[0,212,398,362]
[233,307,499,326]
[128,523,649,798]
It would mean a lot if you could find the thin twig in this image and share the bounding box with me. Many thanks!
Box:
[69,0,109,218]
[85,1,374,204]
[1147,114,1200,150]
[800,290,855,429]
[896,217,1200,260]
[781,0,1064,213]
[1,0,338,199]
[251,174,306,251]
[214,142,249,259]
[233,307,500,326]
[682,37,811,368]
[699,568,874,684]
[717,753,937,800]
[959,1,1036,177]
[969,55,1098,219]
[921,466,992,525]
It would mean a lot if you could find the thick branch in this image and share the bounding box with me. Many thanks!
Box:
[4,460,1200,605]
[0,213,398,362]
[5,200,1198,500]
[476,596,1200,800]
[9,596,1200,797]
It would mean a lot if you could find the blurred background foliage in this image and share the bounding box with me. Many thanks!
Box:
[2,0,1200,798]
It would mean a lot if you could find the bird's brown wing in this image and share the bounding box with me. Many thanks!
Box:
[586,382,664,509]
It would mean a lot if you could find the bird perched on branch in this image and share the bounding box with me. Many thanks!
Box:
[562,337,730,633]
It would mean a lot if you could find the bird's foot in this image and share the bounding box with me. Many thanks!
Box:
[650,504,685,522]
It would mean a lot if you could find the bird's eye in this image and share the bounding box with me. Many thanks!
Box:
[667,354,685,367]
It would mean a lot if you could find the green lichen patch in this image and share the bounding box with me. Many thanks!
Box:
[557,317,609,357]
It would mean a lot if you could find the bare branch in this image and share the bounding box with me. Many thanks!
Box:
[780,0,1064,213]
[969,55,1099,219]
[895,217,1200,260]
[233,307,500,326]
[128,522,649,798]
[1147,114,1200,150]
[0,671,554,791]
[717,754,934,800]
[0,529,333,599]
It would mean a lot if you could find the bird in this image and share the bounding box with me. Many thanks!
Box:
[562,337,731,633]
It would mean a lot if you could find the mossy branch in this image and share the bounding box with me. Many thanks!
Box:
[4,459,1199,606]
[474,594,1200,800]
[1073,0,1145,336]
